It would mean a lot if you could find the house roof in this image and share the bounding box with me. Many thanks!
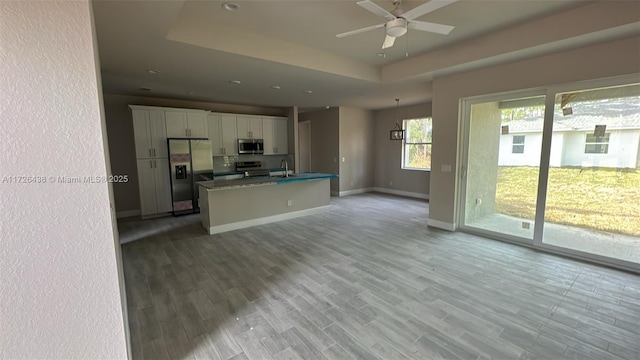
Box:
[503,97,640,133]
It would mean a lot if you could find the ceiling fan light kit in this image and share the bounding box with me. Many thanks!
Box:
[337,0,457,50]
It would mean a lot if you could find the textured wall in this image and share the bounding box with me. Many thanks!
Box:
[0,1,127,358]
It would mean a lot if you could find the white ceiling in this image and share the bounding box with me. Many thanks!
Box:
[93,0,640,110]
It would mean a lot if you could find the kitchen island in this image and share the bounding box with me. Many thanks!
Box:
[198,173,338,234]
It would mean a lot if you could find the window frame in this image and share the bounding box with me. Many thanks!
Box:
[401,117,432,171]
[584,132,610,154]
[512,135,525,154]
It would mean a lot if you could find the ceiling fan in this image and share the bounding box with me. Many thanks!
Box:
[336,0,457,49]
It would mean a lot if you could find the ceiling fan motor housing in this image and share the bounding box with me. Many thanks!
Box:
[386,18,407,37]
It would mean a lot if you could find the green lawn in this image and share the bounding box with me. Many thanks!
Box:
[496,166,640,236]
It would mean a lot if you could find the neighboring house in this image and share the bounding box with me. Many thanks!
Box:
[499,97,640,169]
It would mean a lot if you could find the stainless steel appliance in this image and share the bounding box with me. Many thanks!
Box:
[168,138,213,215]
[238,138,264,154]
[236,161,270,178]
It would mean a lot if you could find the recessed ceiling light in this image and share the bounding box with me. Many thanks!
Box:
[139,87,152,91]
[229,80,242,85]
[303,90,313,94]
[147,69,160,74]
[376,52,386,58]
[271,85,281,90]
[222,2,240,11]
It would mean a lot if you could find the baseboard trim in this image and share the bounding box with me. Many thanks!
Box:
[337,188,374,197]
[208,205,331,235]
[372,187,429,200]
[427,218,456,231]
[330,191,340,196]
[117,209,140,219]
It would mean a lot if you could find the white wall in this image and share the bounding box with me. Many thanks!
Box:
[0,1,128,358]
[501,130,640,168]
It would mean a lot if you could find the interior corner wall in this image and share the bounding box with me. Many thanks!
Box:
[338,107,375,193]
[373,102,432,196]
[0,1,127,358]
[103,93,288,213]
[299,108,340,192]
[429,35,640,228]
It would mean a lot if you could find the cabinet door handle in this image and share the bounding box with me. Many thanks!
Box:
[154,160,157,168]
[153,148,156,157]
[149,160,152,169]
[149,148,152,157]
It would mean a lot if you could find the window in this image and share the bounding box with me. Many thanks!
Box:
[402,118,432,170]
[512,135,525,153]
[584,133,610,154]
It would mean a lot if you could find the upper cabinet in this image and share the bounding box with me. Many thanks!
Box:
[207,113,238,156]
[236,116,262,139]
[166,110,207,138]
[263,117,289,155]
[132,108,167,159]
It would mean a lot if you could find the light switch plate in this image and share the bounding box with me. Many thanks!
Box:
[441,164,452,172]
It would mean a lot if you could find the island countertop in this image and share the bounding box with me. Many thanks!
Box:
[198,172,338,191]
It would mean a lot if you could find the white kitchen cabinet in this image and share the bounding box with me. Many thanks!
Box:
[236,116,262,139]
[132,108,167,159]
[207,113,238,156]
[136,158,172,216]
[165,110,207,138]
[262,117,289,155]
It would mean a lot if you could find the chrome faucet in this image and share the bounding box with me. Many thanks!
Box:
[280,159,289,178]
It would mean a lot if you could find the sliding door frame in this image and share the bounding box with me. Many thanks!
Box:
[458,74,640,273]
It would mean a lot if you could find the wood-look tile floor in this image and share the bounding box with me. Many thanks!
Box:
[120,193,640,360]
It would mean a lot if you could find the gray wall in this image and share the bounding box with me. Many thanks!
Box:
[299,108,341,192]
[1,1,128,357]
[103,93,288,213]
[429,35,640,228]
[339,107,375,192]
[373,102,432,196]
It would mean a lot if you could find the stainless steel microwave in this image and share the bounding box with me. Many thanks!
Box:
[237,139,264,154]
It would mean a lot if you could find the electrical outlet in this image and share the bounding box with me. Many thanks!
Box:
[342,157,345,162]
[287,200,292,207]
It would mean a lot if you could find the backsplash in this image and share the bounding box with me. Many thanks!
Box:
[213,154,293,173]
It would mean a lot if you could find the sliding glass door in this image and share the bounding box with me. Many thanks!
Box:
[540,83,640,265]
[459,76,639,270]
[460,92,546,242]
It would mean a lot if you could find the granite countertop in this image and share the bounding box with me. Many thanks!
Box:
[199,172,338,191]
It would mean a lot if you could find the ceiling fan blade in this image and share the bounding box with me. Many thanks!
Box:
[402,0,458,21]
[408,21,454,35]
[357,0,396,21]
[336,23,385,38]
[382,35,396,49]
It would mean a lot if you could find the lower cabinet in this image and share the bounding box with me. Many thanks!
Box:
[136,158,172,216]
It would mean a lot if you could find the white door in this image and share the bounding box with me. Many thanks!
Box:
[154,159,172,213]
[187,112,207,138]
[207,114,223,156]
[165,111,188,138]
[149,110,167,158]
[275,118,288,155]
[262,118,275,154]
[132,110,151,159]
[249,117,263,138]
[221,115,238,154]
[136,159,157,215]
[236,116,251,138]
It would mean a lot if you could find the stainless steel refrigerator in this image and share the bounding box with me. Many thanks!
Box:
[168,138,213,215]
